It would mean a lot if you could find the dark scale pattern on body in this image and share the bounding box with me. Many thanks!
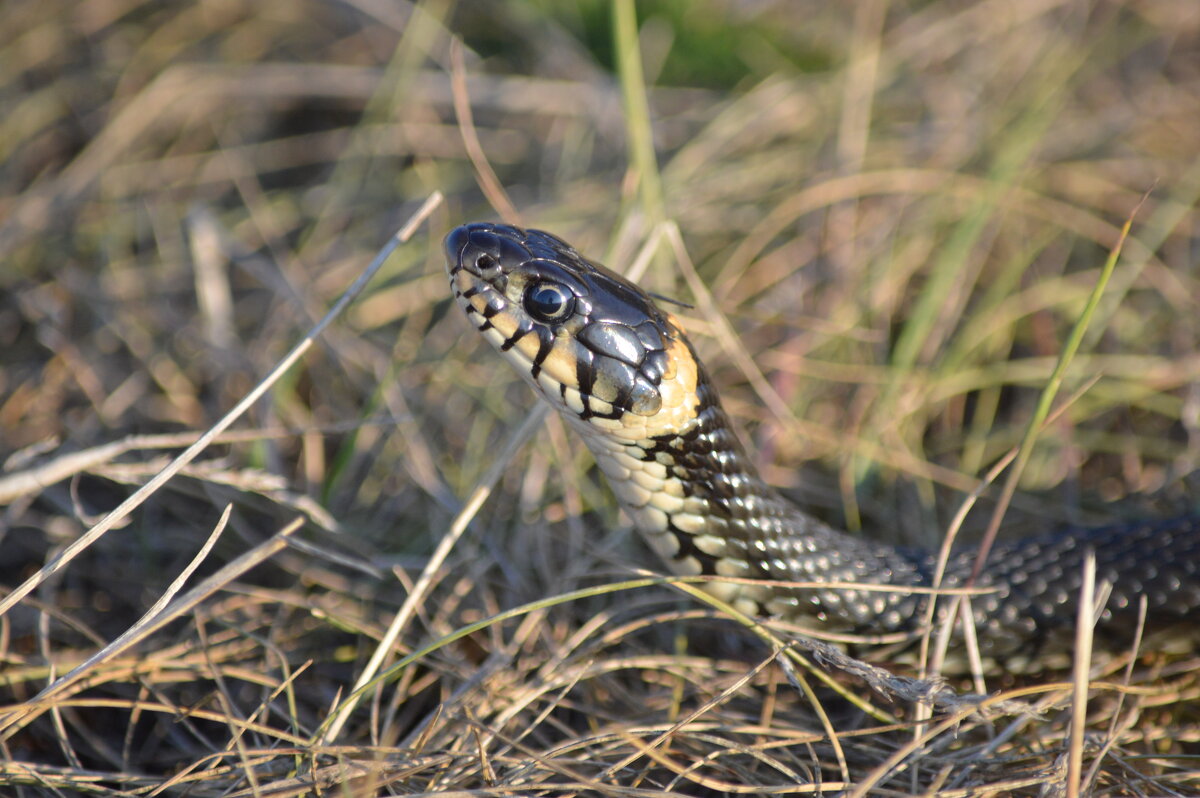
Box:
[652,351,1200,664]
[651,354,935,627]
[445,222,1200,670]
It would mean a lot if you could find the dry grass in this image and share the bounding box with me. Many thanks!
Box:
[2,1,1199,795]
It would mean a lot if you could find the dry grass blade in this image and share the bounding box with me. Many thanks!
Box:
[1067,549,1098,798]
[0,429,350,505]
[450,38,521,226]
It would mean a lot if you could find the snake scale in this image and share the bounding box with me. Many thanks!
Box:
[444,222,1200,672]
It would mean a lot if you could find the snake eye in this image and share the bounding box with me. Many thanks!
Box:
[523,281,574,322]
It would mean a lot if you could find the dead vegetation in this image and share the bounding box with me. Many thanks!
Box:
[2,1,1199,795]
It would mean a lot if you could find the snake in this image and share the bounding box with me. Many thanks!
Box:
[443,221,1200,672]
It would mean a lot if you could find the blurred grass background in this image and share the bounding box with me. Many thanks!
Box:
[1,0,1198,794]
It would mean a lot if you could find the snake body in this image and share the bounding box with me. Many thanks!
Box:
[444,222,1200,671]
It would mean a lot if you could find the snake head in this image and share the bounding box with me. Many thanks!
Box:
[444,222,696,430]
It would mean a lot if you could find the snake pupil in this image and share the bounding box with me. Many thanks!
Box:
[524,282,572,322]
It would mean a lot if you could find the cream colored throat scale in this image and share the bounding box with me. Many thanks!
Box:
[443,221,1200,672]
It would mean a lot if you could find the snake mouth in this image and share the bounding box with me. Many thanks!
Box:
[443,223,692,423]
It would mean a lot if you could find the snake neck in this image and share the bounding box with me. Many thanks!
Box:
[568,350,932,629]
